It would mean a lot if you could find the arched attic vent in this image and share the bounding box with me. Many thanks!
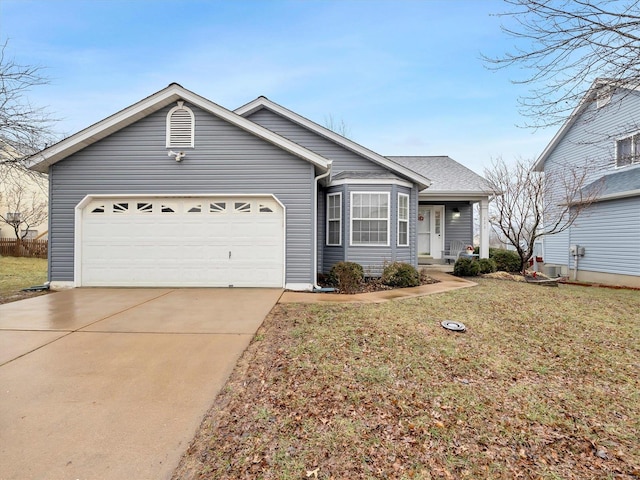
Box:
[166,100,195,148]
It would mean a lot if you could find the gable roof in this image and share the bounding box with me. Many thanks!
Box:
[28,83,331,173]
[387,156,492,196]
[533,78,640,172]
[235,96,431,190]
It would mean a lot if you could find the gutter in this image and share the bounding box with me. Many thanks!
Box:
[313,161,332,290]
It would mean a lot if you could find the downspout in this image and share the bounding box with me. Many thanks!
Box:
[313,161,332,290]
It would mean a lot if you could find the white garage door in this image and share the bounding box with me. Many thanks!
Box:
[79,196,284,287]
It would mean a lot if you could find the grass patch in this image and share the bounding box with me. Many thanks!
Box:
[0,256,48,304]
[173,278,640,479]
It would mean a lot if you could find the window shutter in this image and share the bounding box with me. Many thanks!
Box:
[166,101,195,148]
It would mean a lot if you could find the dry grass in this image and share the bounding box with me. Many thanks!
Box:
[0,257,48,304]
[173,278,640,480]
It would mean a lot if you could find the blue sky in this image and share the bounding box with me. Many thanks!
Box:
[1,0,553,174]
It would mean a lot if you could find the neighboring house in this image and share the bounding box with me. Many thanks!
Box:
[29,83,490,290]
[0,144,49,240]
[533,79,640,287]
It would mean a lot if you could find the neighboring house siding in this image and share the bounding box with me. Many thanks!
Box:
[48,103,316,284]
[542,89,640,269]
[568,197,640,276]
[245,108,389,175]
[544,230,570,265]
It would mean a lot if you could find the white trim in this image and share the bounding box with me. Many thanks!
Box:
[330,177,414,188]
[49,281,74,290]
[285,282,314,291]
[349,191,390,247]
[326,192,342,246]
[29,84,330,173]
[397,193,409,247]
[166,101,195,148]
[234,97,431,189]
[74,193,287,288]
[419,193,490,202]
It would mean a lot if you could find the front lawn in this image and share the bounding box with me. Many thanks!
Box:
[174,278,639,479]
[0,257,48,304]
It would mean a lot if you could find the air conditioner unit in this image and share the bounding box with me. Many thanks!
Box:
[544,265,560,278]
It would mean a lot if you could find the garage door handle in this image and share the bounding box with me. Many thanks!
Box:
[229,251,231,259]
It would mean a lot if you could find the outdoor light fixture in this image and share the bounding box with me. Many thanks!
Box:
[168,150,185,162]
[452,207,461,219]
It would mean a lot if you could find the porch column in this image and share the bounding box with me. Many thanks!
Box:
[479,198,489,259]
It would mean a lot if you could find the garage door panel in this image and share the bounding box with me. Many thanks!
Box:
[81,197,284,287]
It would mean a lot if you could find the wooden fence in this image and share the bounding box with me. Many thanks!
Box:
[0,239,48,258]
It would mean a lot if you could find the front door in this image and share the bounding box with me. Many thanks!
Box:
[417,205,444,258]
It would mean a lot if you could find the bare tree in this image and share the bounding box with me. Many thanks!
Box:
[323,114,352,138]
[0,164,48,240]
[486,0,640,128]
[484,157,600,272]
[0,40,55,173]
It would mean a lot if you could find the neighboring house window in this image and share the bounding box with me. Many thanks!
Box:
[6,212,21,224]
[397,193,409,247]
[350,192,389,246]
[326,193,342,246]
[21,229,37,239]
[166,101,195,148]
[616,133,640,167]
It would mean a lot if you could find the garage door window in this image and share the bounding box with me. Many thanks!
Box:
[235,202,251,213]
[209,202,226,213]
[91,205,105,214]
[187,204,202,213]
[113,203,129,214]
[137,202,153,213]
[259,204,274,213]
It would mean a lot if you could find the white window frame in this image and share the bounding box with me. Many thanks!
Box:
[326,192,342,246]
[616,132,640,168]
[350,192,390,247]
[166,101,195,148]
[397,193,409,247]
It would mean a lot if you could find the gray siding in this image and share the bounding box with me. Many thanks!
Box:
[542,88,640,274]
[246,108,389,175]
[49,103,316,285]
[567,197,640,275]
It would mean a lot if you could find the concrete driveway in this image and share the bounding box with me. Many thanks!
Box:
[0,287,282,480]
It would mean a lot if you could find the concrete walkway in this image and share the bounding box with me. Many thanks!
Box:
[279,270,476,303]
[0,288,282,480]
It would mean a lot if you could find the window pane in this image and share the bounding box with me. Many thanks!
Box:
[399,222,408,246]
[618,138,633,166]
[328,222,340,245]
[398,195,409,221]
